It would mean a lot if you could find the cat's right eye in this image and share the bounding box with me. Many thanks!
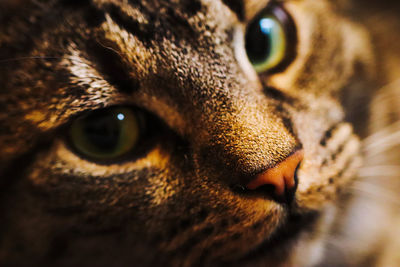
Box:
[69,107,142,162]
[245,4,296,73]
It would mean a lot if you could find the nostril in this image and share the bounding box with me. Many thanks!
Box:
[246,150,304,203]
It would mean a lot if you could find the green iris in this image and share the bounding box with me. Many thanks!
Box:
[70,107,140,161]
[245,9,288,73]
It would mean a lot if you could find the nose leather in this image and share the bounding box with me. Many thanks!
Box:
[246,150,304,198]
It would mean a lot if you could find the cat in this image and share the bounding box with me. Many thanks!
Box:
[0,0,399,266]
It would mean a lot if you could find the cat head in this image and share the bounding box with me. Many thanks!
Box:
[0,0,375,266]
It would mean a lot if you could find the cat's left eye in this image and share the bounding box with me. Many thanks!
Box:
[245,4,296,73]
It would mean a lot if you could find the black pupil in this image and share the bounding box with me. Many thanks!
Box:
[245,16,272,64]
[82,111,121,152]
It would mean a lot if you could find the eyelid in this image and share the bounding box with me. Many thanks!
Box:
[48,140,168,177]
[244,0,272,22]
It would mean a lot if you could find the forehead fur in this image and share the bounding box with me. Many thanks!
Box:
[0,0,383,266]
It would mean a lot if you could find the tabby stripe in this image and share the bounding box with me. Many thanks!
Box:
[321,136,351,167]
[273,101,299,140]
[58,0,107,28]
[175,225,215,256]
[329,157,354,183]
[102,3,155,45]
[320,122,341,146]
[331,141,347,162]
[102,2,199,46]
[180,0,203,17]
[85,40,140,94]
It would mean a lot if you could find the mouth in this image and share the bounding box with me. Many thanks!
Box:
[218,209,320,266]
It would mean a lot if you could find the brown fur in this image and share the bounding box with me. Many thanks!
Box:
[0,0,399,266]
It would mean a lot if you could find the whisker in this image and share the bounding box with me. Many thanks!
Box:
[362,78,400,154]
[349,180,400,206]
[362,120,400,147]
[358,165,400,177]
[363,129,400,156]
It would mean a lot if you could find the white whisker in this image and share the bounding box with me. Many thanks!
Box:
[362,120,400,146]
[358,165,400,177]
[350,180,400,205]
[362,126,400,156]
[362,78,400,156]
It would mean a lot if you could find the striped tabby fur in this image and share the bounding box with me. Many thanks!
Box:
[0,0,399,266]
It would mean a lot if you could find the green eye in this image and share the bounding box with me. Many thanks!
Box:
[69,107,140,161]
[245,5,296,73]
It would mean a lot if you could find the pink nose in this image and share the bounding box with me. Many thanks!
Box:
[246,150,304,200]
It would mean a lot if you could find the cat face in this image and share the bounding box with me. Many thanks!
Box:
[0,0,373,266]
